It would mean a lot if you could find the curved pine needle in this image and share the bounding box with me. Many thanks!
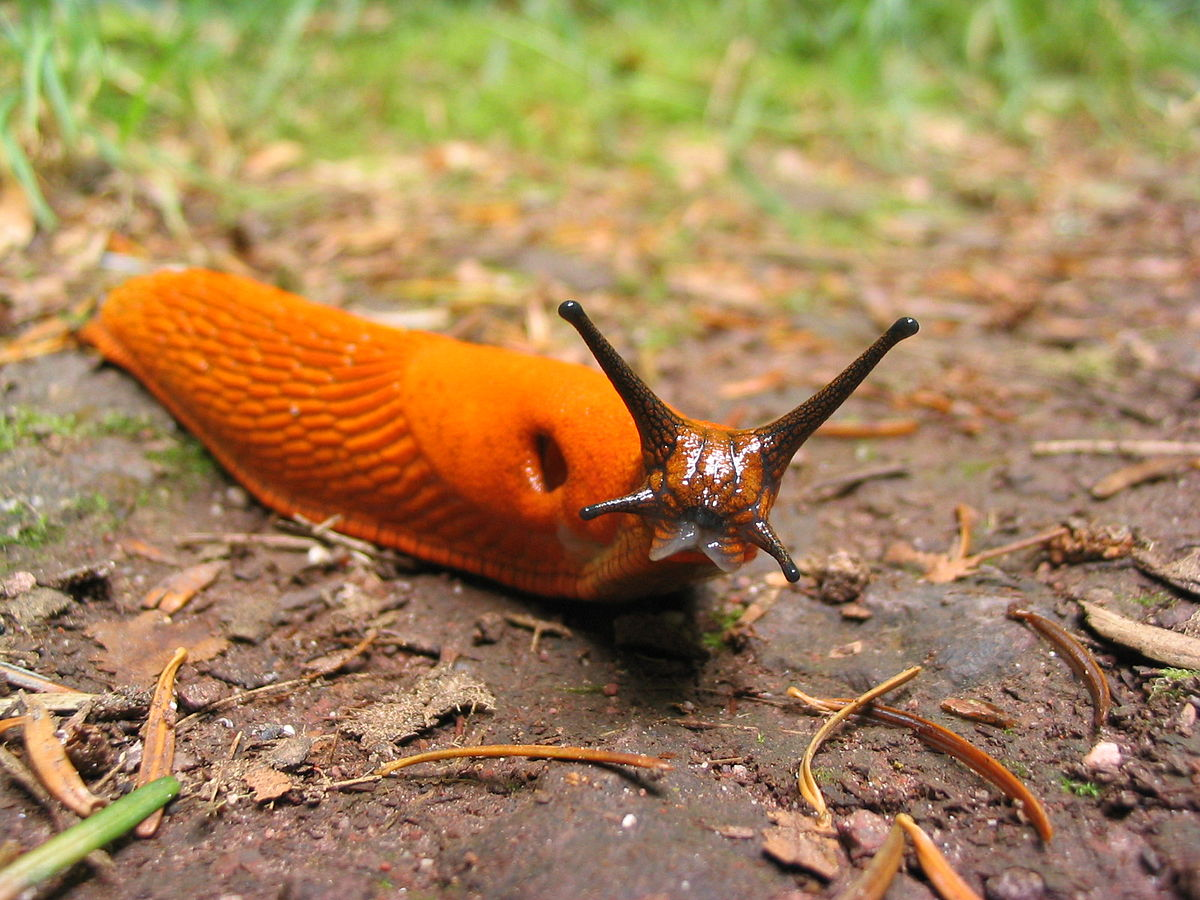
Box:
[376,744,672,776]
[1007,605,1111,731]
[837,818,906,900]
[790,694,1052,842]
[896,814,983,900]
[791,666,922,823]
[22,702,105,818]
[135,647,187,838]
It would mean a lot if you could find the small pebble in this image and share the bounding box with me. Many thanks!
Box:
[985,867,1045,900]
[0,571,37,598]
[1082,741,1122,772]
[621,814,637,829]
[835,809,891,860]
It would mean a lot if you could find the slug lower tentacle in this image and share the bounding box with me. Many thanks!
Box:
[81,269,916,601]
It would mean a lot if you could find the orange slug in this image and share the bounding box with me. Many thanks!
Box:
[80,269,917,601]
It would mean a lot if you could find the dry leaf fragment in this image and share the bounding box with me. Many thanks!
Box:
[1133,547,1200,597]
[142,561,223,614]
[341,668,495,754]
[243,766,294,803]
[87,610,227,685]
[1079,602,1200,669]
[760,810,844,880]
[888,505,1067,583]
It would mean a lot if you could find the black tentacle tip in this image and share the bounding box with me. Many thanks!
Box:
[558,300,586,325]
[890,317,920,340]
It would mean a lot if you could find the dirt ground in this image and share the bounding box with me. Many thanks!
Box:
[1,138,1199,899]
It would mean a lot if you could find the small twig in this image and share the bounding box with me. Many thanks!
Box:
[1007,605,1111,732]
[302,630,378,679]
[1032,439,1200,457]
[285,513,413,565]
[178,630,378,731]
[1079,601,1200,670]
[203,731,242,809]
[790,666,921,825]
[503,613,573,652]
[375,744,672,777]
[0,662,77,694]
[176,533,322,551]
[1090,457,1200,499]
[135,648,187,838]
[803,463,909,502]
[816,419,919,439]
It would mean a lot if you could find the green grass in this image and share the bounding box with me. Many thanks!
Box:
[145,437,218,478]
[1059,775,1101,798]
[0,506,60,548]
[0,407,80,452]
[1,405,162,453]
[2,0,1198,228]
[1148,667,1199,700]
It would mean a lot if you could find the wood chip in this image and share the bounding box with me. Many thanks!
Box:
[142,561,224,614]
[1090,457,1199,499]
[938,697,1017,729]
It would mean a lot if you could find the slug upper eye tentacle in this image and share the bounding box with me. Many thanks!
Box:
[558,301,918,582]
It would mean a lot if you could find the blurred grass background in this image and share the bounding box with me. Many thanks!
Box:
[2,0,1198,229]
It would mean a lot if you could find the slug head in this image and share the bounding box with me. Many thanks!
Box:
[559,301,918,582]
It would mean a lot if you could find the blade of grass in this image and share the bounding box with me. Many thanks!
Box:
[0,776,180,900]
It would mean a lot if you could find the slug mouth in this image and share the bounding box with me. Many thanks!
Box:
[647,508,748,573]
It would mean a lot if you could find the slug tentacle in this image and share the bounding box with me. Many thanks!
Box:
[755,316,920,483]
[559,303,918,583]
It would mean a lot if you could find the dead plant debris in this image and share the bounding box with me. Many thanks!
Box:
[340,668,496,756]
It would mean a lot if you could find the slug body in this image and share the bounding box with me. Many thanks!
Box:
[82,269,916,601]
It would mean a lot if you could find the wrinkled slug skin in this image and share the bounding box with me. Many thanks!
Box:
[81,270,707,600]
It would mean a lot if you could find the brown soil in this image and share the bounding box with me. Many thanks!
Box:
[1,139,1198,899]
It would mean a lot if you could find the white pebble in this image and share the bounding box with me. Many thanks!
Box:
[1082,740,1122,771]
[621,813,637,829]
